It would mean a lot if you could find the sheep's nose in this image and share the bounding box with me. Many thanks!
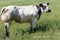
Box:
[47,9,51,13]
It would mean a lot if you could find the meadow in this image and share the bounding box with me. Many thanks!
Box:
[0,0,60,40]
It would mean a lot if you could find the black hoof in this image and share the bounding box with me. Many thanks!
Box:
[29,29,33,34]
[6,30,9,37]
[33,28,36,33]
[29,30,32,34]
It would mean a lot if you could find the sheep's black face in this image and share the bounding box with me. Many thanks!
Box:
[39,2,51,13]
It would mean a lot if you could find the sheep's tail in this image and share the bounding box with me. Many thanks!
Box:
[0,13,1,23]
[0,7,6,24]
[0,13,3,24]
[1,7,6,14]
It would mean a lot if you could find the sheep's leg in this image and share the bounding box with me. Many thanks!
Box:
[30,17,37,33]
[32,19,37,32]
[5,23,10,37]
[30,21,33,33]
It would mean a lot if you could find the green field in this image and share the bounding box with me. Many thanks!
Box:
[0,0,60,40]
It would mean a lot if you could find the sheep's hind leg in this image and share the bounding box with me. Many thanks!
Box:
[5,23,10,37]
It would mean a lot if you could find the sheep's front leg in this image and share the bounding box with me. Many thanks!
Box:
[30,17,37,33]
[5,23,10,37]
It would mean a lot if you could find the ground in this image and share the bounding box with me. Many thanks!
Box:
[0,0,60,40]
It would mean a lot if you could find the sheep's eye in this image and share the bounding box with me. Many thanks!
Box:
[43,6,46,10]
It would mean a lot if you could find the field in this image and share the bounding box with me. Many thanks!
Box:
[0,0,60,40]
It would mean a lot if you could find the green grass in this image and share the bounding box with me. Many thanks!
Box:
[0,0,60,40]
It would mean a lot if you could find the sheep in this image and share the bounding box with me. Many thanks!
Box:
[0,2,51,37]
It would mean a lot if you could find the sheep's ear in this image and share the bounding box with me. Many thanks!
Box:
[39,3,42,7]
[47,3,49,5]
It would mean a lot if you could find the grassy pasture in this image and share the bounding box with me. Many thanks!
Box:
[0,0,60,40]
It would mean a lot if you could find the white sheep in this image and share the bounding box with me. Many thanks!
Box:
[0,2,51,37]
